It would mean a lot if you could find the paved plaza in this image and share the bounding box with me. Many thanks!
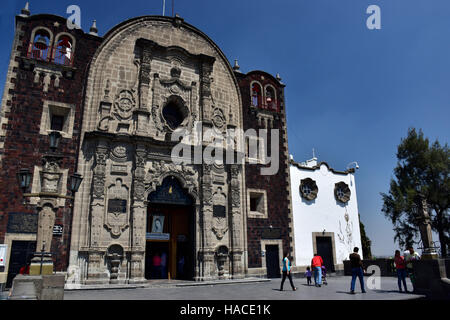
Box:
[63,276,424,300]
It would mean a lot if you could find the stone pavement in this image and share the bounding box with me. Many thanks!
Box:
[63,276,425,300]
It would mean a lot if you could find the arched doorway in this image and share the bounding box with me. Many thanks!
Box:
[145,176,195,280]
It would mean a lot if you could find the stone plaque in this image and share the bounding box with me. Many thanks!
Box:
[213,205,226,218]
[261,227,281,239]
[7,212,38,234]
[108,199,127,213]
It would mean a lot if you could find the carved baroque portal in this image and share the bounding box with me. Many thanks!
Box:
[70,17,245,284]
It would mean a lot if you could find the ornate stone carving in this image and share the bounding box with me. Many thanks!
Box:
[133,146,147,201]
[40,162,61,194]
[211,187,228,240]
[98,116,114,131]
[107,245,123,284]
[215,246,229,279]
[105,178,129,237]
[92,146,109,199]
[113,90,136,120]
[230,165,241,208]
[212,107,226,130]
[110,143,129,162]
[145,161,198,199]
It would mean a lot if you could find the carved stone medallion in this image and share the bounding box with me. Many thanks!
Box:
[113,90,136,120]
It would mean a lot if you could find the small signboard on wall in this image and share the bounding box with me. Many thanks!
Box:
[146,233,170,241]
[53,224,63,236]
[0,244,7,267]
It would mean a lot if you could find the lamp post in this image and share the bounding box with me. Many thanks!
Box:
[16,131,83,275]
[346,162,360,172]
[17,169,32,203]
[48,131,61,153]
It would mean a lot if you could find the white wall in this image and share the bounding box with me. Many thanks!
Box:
[290,162,362,268]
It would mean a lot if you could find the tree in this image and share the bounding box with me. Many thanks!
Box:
[359,214,373,260]
[381,128,449,257]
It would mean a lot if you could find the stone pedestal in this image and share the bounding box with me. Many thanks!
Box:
[9,275,39,300]
[9,274,65,300]
[412,259,450,299]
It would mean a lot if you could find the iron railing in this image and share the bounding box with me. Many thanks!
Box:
[27,42,74,67]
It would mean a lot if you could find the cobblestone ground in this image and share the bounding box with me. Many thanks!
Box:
[63,276,424,300]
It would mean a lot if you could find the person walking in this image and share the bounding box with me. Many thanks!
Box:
[161,251,167,279]
[280,252,297,291]
[349,247,366,294]
[404,246,420,292]
[311,253,323,287]
[152,252,162,279]
[305,267,312,286]
[394,250,408,293]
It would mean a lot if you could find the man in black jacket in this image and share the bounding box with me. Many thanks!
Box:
[349,247,366,294]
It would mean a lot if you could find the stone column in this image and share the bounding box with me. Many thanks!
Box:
[30,154,62,275]
[199,55,215,120]
[198,163,216,280]
[417,195,439,260]
[86,140,109,283]
[230,164,244,278]
[133,45,152,135]
[129,143,147,283]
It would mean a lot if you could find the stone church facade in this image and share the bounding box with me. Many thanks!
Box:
[0,6,293,287]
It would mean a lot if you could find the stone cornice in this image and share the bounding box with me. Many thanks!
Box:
[290,160,355,175]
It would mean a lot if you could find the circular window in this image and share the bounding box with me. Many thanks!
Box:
[299,178,318,201]
[334,182,351,203]
[162,101,186,130]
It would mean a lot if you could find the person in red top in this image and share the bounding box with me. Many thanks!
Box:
[311,253,323,287]
[394,250,408,293]
[152,252,162,279]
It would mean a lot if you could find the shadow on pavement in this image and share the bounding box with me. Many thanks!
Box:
[336,291,357,295]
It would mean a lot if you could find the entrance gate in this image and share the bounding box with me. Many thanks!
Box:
[316,236,335,272]
[146,176,195,280]
[6,240,36,288]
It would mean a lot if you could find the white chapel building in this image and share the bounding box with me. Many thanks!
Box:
[290,156,363,274]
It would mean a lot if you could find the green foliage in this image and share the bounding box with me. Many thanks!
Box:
[381,128,450,256]
[359,214,372,259]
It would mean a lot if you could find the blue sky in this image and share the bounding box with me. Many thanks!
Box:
[1,0,449,257]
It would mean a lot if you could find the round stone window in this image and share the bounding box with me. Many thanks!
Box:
[334,182,351,203]
[299,178,318,201]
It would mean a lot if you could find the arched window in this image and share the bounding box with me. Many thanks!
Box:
[251,82,262,107]
[265,86,277,110]
[53,35,74,66]
[29,29,51,61]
